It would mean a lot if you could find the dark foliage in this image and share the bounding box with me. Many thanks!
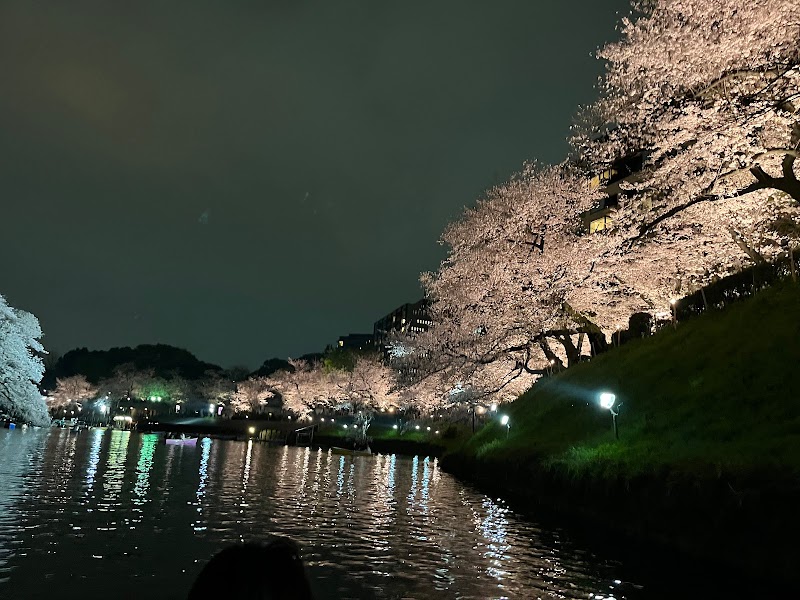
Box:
[43,343,222,388]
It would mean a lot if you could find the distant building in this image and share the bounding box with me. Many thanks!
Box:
[337,333,374,352]
[373,299,431,351]
[582,152,645,233]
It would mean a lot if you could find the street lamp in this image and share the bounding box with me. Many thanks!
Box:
[208,403,215,416]
[599,392,620,439]
[500,414,510,438]
[670,298,677,328]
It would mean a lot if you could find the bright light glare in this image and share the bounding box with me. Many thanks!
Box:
[500,415,510,426]
[599,392,616,410]
[248,426,255,434]
[392,424,398,429]
[343,424,348,429]
[415,425,420,430]
[490,403,497,412]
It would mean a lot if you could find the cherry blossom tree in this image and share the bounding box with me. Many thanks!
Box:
[337,356,399,444]
[230,377,273,414]
[197,370,235,414]
[405,164,613,402]
[573,0,800,240]
[266,359,339,418]
[47,374,97,413]
[0,294,49,425]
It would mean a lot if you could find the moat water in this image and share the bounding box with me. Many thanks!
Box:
[0,428,763,599]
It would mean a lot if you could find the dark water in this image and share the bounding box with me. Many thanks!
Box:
[1,428,644,599]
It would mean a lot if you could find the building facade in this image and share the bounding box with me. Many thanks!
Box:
[582,152,645,233]
[336,333,374,352]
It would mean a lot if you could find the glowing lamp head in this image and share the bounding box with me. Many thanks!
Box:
[415,425,420,430]
[392,424,398,429]
[343,424,348,429]
[490,403,497,412]
[500,415,510,427]
[248,426,256,434]
[599,392,616,410]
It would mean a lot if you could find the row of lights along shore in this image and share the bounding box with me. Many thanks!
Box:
[241,392,617,441]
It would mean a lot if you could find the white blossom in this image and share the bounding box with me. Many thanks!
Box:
[0,294,49,425]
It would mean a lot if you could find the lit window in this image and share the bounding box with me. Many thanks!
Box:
[590,216,612,233]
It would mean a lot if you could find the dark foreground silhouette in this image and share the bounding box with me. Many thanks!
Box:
[188,538,314,600]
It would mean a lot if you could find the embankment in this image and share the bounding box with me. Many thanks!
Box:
[441,281,800,580]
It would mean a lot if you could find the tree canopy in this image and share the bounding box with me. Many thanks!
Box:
[0,294,49,425]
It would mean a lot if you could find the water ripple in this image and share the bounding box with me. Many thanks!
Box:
[0,430,636,599]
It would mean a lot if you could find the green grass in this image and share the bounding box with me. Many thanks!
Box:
[316,423,470,450]
[456,281,800,481]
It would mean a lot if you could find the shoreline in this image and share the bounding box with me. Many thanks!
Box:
[439,439,800,584]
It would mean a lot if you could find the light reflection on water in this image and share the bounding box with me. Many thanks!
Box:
[0,429,642,599]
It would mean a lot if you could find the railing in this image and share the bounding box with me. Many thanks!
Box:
[673,250,797,322]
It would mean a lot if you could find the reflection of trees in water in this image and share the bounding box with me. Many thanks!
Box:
[192,438,212,533]
[52,429,78,498]
[83,428,104,497]
[0,439,623,599]
[133,434,158,512]
[0,430,48,581]
[101,429,131,508]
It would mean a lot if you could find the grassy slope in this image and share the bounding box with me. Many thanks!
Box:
[457,281,800,481]
[316,423,469,454]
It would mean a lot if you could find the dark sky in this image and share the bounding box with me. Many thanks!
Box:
[1,0,629,369]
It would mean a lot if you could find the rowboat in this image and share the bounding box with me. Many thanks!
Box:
[330,446,372,457]
[165,437,198,446]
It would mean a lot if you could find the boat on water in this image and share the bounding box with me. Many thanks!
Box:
[165,436,198,446]
[330,446,372,457]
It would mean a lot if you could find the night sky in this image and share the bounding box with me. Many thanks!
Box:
[1,1,629,368]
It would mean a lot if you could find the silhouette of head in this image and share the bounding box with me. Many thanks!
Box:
[188,537,314,600]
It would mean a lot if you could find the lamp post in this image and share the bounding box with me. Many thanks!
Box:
[670,299,677,329]
[599,392,619,439]
[500,414,510,439]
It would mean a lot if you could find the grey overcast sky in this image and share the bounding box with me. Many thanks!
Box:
[1,0,630,368]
